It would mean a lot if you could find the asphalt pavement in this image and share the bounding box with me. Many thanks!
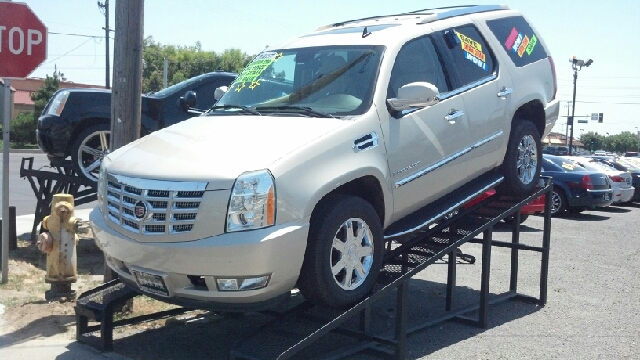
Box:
[1,151,639,359]
[1,151,96,217]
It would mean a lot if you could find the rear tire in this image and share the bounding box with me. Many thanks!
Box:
[298,195,383,308]
[550,187,568,216]
[498,120,541,196]
[71,124,110,182]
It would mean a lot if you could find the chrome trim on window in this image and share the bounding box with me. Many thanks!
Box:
[395,131,503,188]
[385,176,504,240]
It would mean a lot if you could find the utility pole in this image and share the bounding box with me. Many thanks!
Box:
[107,0,144,285]
[98,0,111,89]
[111,0,143,151]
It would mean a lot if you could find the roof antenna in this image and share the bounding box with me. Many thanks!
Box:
[362,26,371,38]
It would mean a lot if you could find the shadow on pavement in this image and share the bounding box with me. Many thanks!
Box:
[104,277,542,360]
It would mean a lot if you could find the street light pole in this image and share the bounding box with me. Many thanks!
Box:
[569,56,593,155]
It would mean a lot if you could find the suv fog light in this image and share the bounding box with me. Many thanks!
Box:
[216,275,270,291]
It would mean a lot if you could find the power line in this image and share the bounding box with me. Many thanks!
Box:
[49,31,102,39]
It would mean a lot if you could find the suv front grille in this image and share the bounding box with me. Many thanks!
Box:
[105,174,207,236]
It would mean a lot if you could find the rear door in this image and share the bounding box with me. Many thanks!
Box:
[435,21,512,171]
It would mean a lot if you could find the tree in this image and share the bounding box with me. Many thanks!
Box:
[9,71,63,145]
[141,36,252,93]
[32,70,63,115]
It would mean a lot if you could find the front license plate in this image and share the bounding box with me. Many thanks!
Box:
[132,270,169,297]
[604,193,611,201]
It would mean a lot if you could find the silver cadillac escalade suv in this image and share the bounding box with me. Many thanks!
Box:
[90,5,559,310]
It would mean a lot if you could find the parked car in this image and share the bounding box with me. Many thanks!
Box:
[541,155,613,216]
[465,189,546,224]
[90,5,559,310]
[624,151,640,157]
[589,156,640,202]
[542,146,569,156]
[37,71,237,181]
[565,156,635,204]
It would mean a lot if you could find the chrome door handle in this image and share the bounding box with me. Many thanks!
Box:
[497,87,513,97]
[445,109,464,124]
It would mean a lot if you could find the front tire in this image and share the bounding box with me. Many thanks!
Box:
[71,124,110,182]
[298,195,383,308]
[498,120,541,196]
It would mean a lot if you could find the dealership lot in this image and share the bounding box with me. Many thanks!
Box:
[86,203,639,359]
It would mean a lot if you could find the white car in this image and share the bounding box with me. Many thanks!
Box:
[566,157,635,203]
[91,5,558,310]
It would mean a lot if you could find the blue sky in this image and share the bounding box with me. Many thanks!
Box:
[16,0,640,137]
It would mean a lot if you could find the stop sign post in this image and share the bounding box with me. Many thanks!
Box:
[0,1,48,78]
[1,1,47,283]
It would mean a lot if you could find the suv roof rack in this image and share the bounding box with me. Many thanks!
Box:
[318,4,508,30]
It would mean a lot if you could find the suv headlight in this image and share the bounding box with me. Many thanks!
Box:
[226,170,276,232]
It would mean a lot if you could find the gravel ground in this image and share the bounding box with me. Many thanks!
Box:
[97,203,639,360]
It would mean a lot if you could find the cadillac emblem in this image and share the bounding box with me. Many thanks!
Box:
[134,201,148,220]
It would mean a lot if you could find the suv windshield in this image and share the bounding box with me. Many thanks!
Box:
[216,45,383,117]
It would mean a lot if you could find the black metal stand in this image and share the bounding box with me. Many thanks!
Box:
[19,157,97,241]
[74,176,552,359]
[74,279,190,351]
[230,177,553,360]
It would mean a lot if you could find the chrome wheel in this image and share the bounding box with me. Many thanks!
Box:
[72,125,110,182]
[517,134,537,186]
[330,217,375,290]
[550,190,563,215]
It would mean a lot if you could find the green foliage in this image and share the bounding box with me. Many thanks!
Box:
[142,36,252,93]
[580,131,640,153]
[10,112,37,145]
[9,71,62,146]
[32,70,63,116]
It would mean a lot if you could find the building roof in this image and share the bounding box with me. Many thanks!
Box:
[14,90,34,106]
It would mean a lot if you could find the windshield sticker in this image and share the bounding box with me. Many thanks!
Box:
[561,162,575,171]
[232,52,282,90]
[504,27,537,58]
[455,31,487,71]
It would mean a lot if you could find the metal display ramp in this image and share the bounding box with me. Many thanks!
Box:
[74,173,552,359]
[230,175,552,360]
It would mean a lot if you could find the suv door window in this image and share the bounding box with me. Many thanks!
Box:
[442,26,496,86]
[387,36,450,99]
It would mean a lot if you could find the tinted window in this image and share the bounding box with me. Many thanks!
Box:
[388,36,449,98]
[442,25,495,86]
[543,156,587,172]
[486,16,548,67]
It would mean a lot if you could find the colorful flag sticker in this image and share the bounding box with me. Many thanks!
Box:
[517,35,530,57]
[505,27,518,49]
[525,35,537,55]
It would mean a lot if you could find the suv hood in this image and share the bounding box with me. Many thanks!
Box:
[105,115,347,189]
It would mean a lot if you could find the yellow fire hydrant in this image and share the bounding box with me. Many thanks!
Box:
[37,193,84,301]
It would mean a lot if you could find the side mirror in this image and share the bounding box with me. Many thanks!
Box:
[178,90,197,112]
[214,86,228,101]
[387,82,439,112]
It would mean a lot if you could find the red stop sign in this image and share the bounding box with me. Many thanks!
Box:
[0,1,47,78]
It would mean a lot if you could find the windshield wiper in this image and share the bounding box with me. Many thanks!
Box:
[206,105,261,116]
[255,105,334,118]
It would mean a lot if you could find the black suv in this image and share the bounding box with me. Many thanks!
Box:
[37,71,236,181]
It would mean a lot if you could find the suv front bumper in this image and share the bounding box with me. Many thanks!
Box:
[90,208,310,310]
